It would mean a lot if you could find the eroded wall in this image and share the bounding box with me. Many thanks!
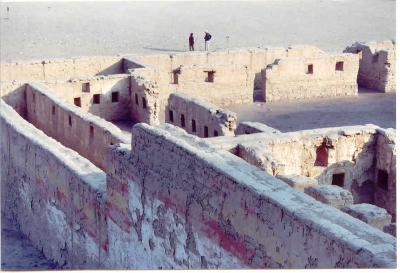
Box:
[261,53,359,102]
[104,123,396,268]
[25,83,129,171]
[0,100,107,268]
[166,93,237,137]
[344,41,396,92]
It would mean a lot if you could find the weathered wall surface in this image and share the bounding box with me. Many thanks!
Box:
[236,122,281,135]
[25,83,129,171]
[261,53,359,102]
[0,100,107,268]
[44,75,131,121]
[374,128,396,220]
[0,81,27,118]
[166,93,237,137]
[344,41,396,92]
[0,56,123,82]
[104,123,395,269]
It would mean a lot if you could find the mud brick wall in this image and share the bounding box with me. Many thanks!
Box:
[25,83,129,171]
[104,123,395,269]
[0,81,27,118]
[44,75,131,121]
[374,128,396,220]
[0,56,123,81]
[0,100,107,268]
[261,53,359,102]
[344,41,396,92]
[166,93,237,138]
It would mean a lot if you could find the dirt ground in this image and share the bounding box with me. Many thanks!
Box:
[0,0,395,269]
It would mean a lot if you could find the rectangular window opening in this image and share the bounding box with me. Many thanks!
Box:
[52,106,55,115]
[172,69,180,84]
[335,61,344,71]
[142,97,147,109]
[89,125,94,138]
[74,97,81,107]
[205,71,215,82]
[180,114,185,128]
[111,92,119,103]
[93,94,100,104]
[204,126,209,138]
[332,173,345,187]
[169,110,174,122]
[377,169,389,191]
[213,130,218,137]
[191,119,196,132]
[82,82,90,93]
[307,64,313,74]
[68,115,72,126]
[135,93,139,105]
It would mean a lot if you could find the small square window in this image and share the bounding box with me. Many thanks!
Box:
[93,94,100,104]
[82,82,90,93]
[205,71,215,82]
[307,64,313,74]
[74,97,81,107]
[111,92,119,103]
[335,61,344,71]
[332,173,345,187]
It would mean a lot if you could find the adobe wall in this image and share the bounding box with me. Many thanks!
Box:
[344,41,396,92]
[261,53,359,102]
[236,122,281,135]
[104,123,395,268]
[0,56,123,82]
[25,83,130,171]
[0,81,27,118]
[166,93,237,137]
[0,100,108,268]
[374,128,396,220]
[44,74,131,121]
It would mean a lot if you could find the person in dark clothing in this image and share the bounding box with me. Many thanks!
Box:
[204,31,212,51]
[189,33,194,51]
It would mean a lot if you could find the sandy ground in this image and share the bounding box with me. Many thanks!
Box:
[0,0,395,269]
[0,0,395,61]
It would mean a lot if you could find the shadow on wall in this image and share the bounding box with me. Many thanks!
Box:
[95,59,124,76]
[143,46,185,53]
[1,84,27,119]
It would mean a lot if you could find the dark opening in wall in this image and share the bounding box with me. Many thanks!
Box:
[142,97,147,109]
[169,110,174,122]
[180,114,185,127]
[213,130,218,137]
[172,69,180,84]
[192,119,196,132]
[335,61,344,71]
[135,94,139,105]
[315,143,329,166]
[74,97,81,107]
[93,94,100,104]
[111,92,119,103]
[307,64,313,74]
[205,71,215,82]
[204,126,209,138]
[332,173,345,187]
[90,125,94,138]
[68,115,72,126]
[32,93,35,102]
[373,53,379,63]
[377,169,389,191]
[82,82,90,93]
[52,105,55,115]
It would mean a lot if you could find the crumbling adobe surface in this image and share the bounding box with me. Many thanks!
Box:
[344,40,396,92]
[304,185,354,209]
[341,204,392,231]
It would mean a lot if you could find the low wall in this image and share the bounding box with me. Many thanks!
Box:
[166,93,237,137]
[25,83,129,171]
[261,53,359,102]
[0,56,123,82]
[44,75,131,121]
[0,100,107,268]
[0,81,27,118]
[236,122,281,135]
[104,123,395,268]
[344,41,396,92]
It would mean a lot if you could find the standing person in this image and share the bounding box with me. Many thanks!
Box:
[204,31,212,51]
[189,33,194,51]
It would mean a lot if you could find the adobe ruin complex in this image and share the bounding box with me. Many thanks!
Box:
[0,41,396,269]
